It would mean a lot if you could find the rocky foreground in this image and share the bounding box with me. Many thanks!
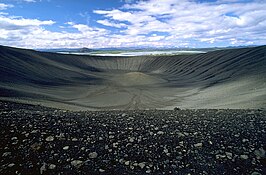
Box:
[0,101,265,175]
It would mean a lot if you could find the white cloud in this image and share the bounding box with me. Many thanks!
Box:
[14,0,47,3]
[0,16,55,27]
[23,0,37,2]
[120,0,134,3]
[94,9,155,23]
[0,14,109,49]
[97,19,127,28]
[0,3,14,10]
[93,0,266,46]
[0,0,266,48]
[0,12,9,15]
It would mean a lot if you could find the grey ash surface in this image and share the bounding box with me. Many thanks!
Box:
[0,101,265,175]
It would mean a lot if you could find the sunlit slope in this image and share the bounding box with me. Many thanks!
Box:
[0,45,265,110]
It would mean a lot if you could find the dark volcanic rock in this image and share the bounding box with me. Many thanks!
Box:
[0,101,265,174]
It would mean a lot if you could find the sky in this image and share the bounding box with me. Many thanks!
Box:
[0,0,265,49]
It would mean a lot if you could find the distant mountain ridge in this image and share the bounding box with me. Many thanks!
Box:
[37,47,96,53]
[36,45,259,53]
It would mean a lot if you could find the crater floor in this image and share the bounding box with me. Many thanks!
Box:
[111,71,167,86]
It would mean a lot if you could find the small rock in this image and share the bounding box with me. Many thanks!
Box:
[183,132,189,136]
[138,162,145,169]
[31,143,42,151]
[119,158,124,163]
[63,146,69,150]
[248,111,255,115]
[146,169,151,173]
[89,152,98,159]
[113,142,118,148]
[48,164,56,169]
[11,137,17,140]
[125,161,130,166]
[174,107,181,111]
[2,152,11,157]
[40,163,46,174]
[164,149,169,153]
[8,163,15,168]
[128,117,134,120]
[157,131,164,135]
[99,169,105,172]
[240,155,249,160]
[72,138,78,141]
[122,113,127,117]
[31,130,38,134]
[71,160,83,168]
[254,147,265,158]
[216,154,226,159]
[242,139,249,143]
[194,143,203,147]
[177,132,185,137]
[225,152,233,159]
[130,165,135,170]
[133,163,138,167]
[45,136,54,142]
[129,137,134,142]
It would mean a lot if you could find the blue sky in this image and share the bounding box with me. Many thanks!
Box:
[0,0,265,48]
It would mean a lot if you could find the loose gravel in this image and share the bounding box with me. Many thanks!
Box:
[0,101,265,174]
